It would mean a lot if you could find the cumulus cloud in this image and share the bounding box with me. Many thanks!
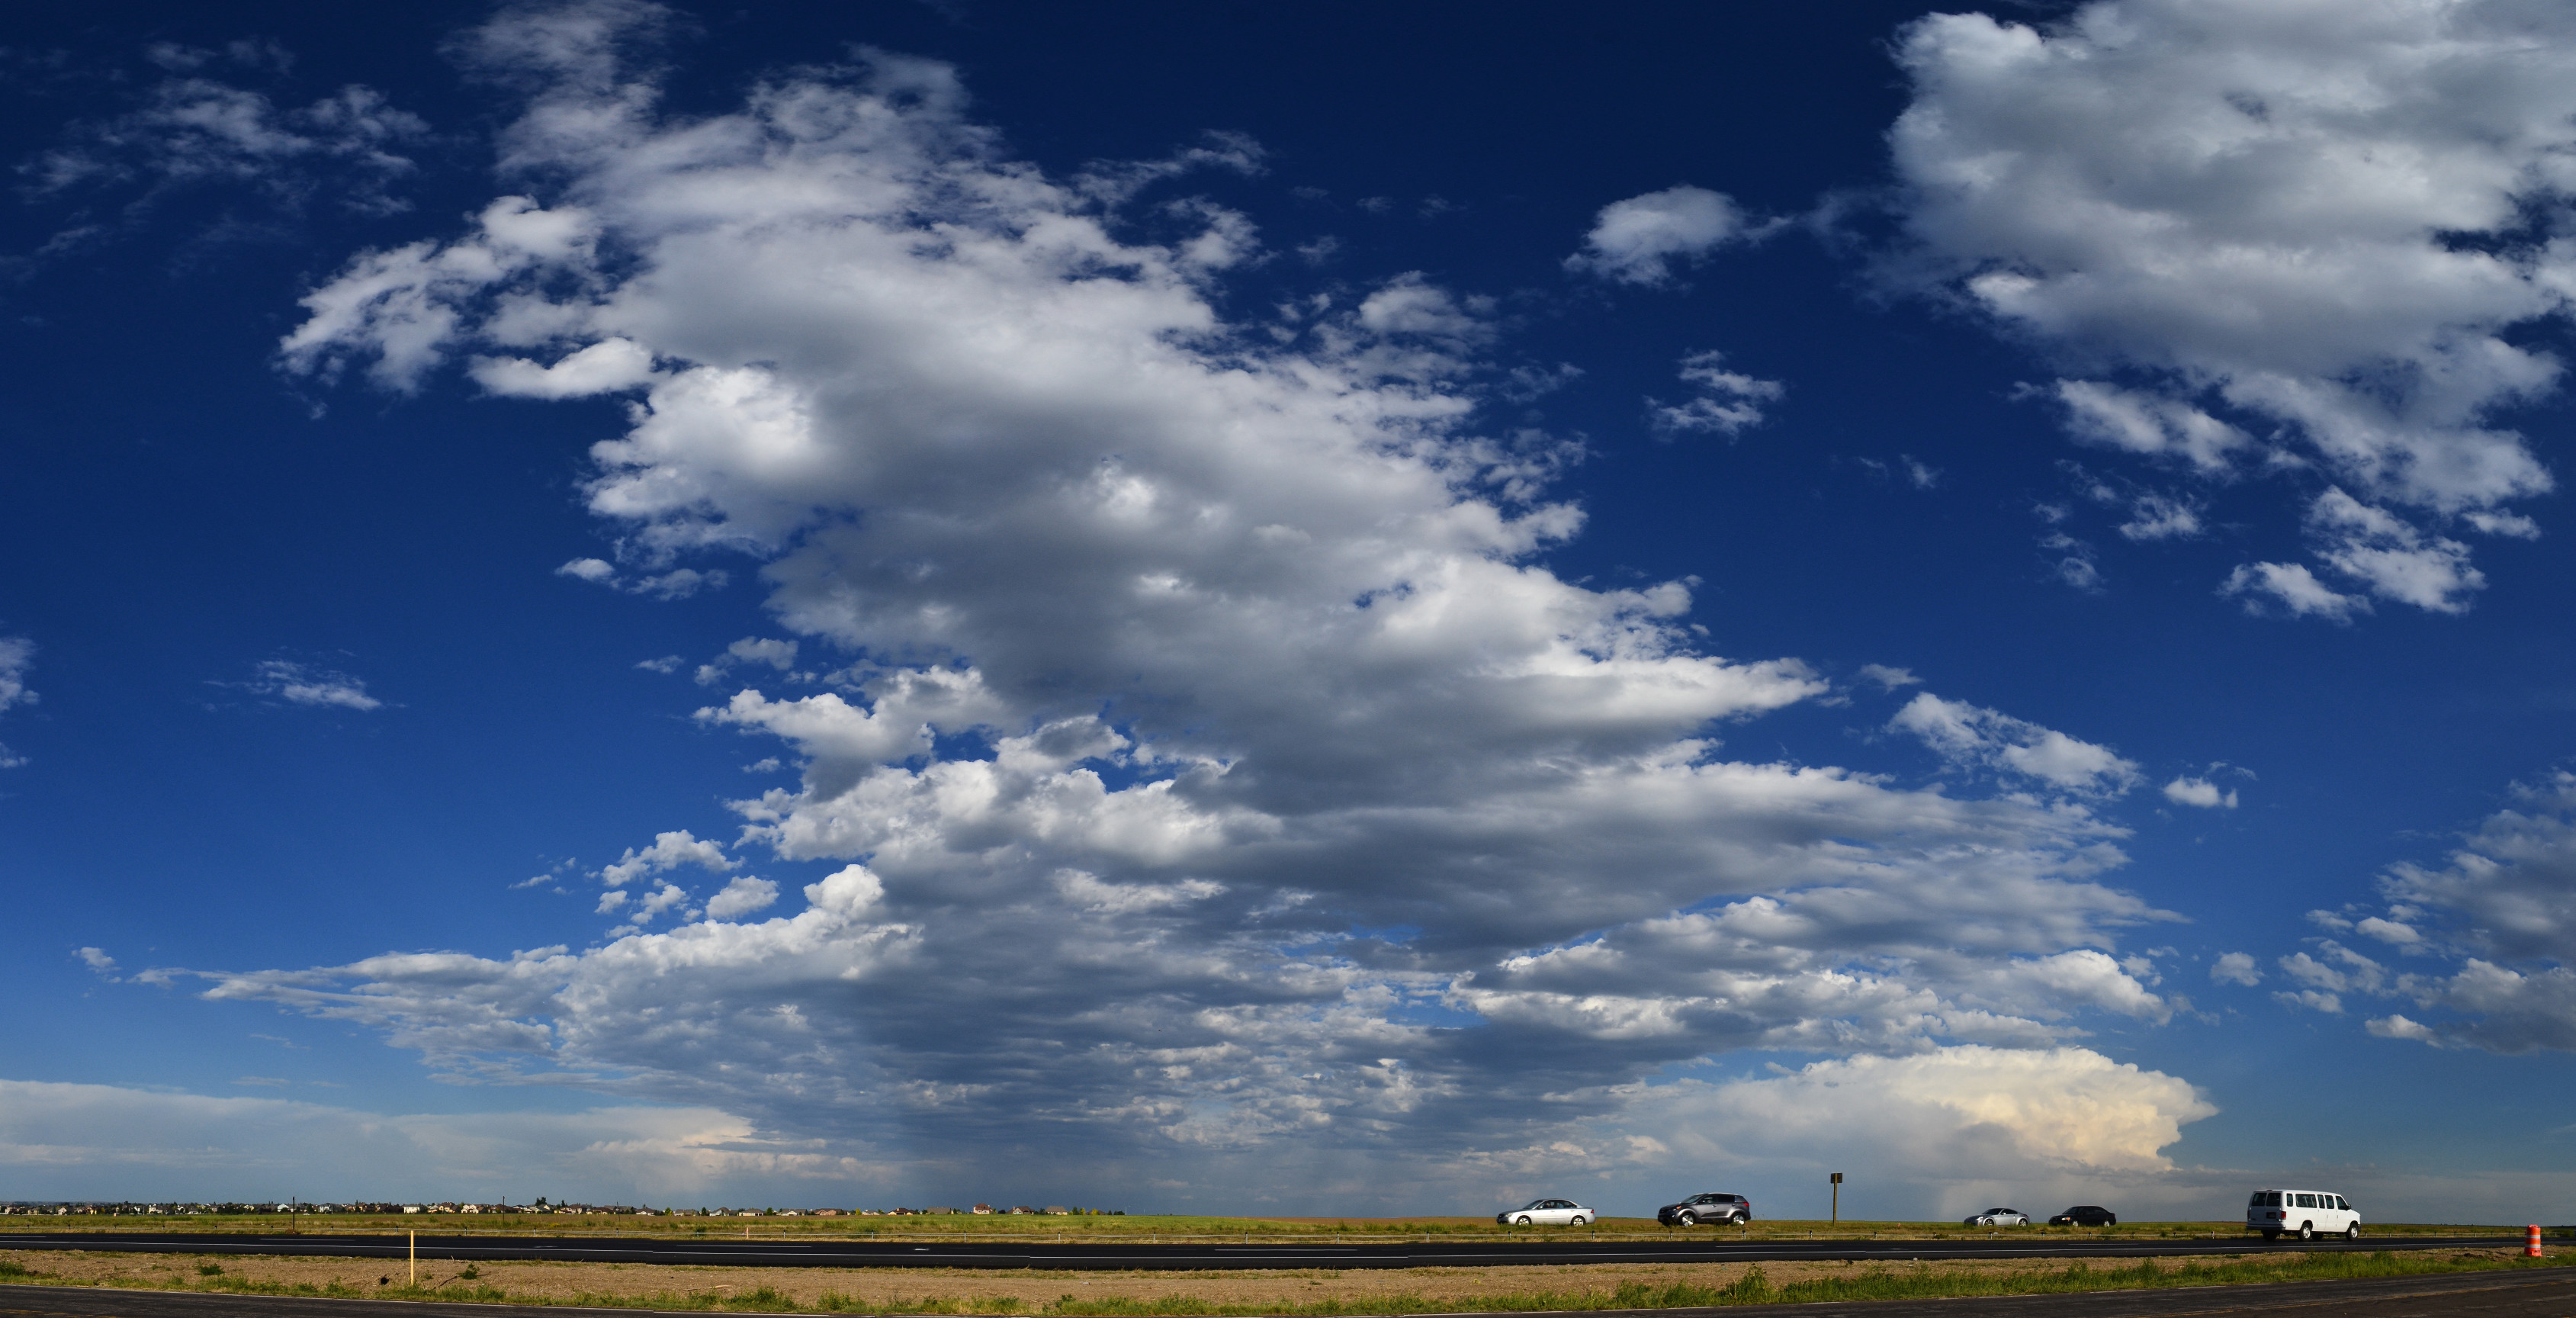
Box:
[1656,1046,2212,1178]
[694,636,798,686]
[2220,561,2368,622]
[1890,693,2140,796]
[238,659,382,710]
[703,876,779,920]
[597,829,734,889]
[226,4,2192,1196]
[1891,0,2576,613]
[2210,952,2260,986]
[1566,185,1767,286]
[2163,776,2237,809]
[1649,349,1784,436]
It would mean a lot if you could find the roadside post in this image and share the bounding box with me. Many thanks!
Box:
[1829,1172,1842,1225]
[408,1230,416,1287]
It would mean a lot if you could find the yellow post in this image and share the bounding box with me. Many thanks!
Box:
[409,1230,416,1287]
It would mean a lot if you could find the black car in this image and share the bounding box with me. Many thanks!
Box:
[1656,1192,1752,1226]
[2049,1205,2117,1226]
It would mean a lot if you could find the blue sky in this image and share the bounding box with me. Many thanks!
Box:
[4,0,2574,1221]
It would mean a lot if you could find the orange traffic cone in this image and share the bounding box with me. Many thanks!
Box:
[2527,1225,2543,1259]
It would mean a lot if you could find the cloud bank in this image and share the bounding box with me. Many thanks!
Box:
[2299,773,2576,1054]
[1890,0,2576,616]
[172,0,2205,1208]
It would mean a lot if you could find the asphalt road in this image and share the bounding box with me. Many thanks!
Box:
[0,1230,2535,1271]
[5,1268,2575,1316]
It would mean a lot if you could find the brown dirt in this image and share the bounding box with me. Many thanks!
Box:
[1,1246,2483,1310]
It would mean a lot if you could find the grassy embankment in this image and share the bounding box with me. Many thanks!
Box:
[2,1246,2571,1313]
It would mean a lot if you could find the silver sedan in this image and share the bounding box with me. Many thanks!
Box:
[1496,1198,1595,1226]
[1964,1208,2031,1226]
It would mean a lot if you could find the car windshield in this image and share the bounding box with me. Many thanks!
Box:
[1518,1200,1549,1210]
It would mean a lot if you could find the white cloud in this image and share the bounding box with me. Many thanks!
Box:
[2117,493,2202,542]
[1662,1046,2213,1178]
[1649,349,1784,436]
[234,6,2195,1192]
[2219,561,2368,622]
[1892,0,2576,611]
[2274,988,2342,1014]
[1857,664,1920,691]
[2210,952,2260,986]
[694,636,800,686]
[2050,381,2247,474]
[597,829,734,889]
[471,336,658,398]
[704,876,779,920]
[1566,185,1765,287]
[2305,487,2484,615]
[555,556,728,599]
[2163,776,2237,809]
[240,659,381,711]
[1890,692,2140,796]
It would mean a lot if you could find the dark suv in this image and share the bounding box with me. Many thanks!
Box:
[2049,1205,2117,1226]
[1656,1192,1752,1226]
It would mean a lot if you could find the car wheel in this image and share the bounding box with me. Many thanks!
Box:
[2298,1223,2314,1241]
[1731,1213,1748,1226]
[2346,1225,2360,1240]
[1677,1211,1698,1226]
[1514,1215,1532,1226]
[1571,1216,1590,1227]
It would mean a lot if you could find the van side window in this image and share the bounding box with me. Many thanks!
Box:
[2336,1197,2350,1210]
[2296,1194,2314,1208]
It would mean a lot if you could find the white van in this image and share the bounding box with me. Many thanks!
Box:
[2246,1189,2359,1240]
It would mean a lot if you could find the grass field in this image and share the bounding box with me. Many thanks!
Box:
[0,1211,2547,1242]
[1,1242,2568,1312]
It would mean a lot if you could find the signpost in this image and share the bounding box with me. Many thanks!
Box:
[1829,1172,1843,1225]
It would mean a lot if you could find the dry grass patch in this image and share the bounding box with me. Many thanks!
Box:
[0,1246,2565,1313]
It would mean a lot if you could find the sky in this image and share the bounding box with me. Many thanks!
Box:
[2,0,2574,1223]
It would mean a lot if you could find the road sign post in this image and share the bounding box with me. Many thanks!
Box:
[1829,1172,1842,1225]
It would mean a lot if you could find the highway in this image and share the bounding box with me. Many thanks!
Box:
[0,1230,2532,1271]
[6,1268,2576,1316]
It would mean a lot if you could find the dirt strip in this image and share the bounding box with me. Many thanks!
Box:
[2,1246,2538,1310]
